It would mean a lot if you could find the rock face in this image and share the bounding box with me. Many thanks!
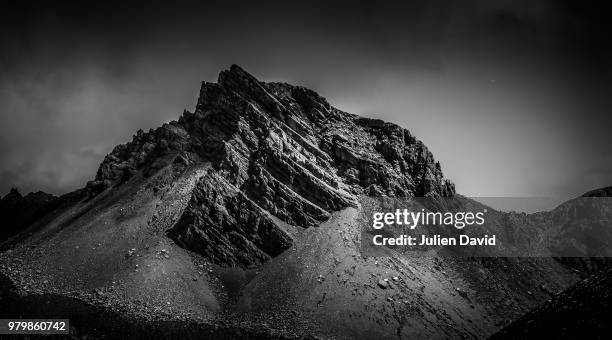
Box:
[82,65,453,267]
[168,170,293,267]
[0,188,57,241]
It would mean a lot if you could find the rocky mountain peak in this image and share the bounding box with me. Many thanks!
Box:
[89,65,454,267]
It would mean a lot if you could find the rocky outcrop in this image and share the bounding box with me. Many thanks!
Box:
[91,122,195,190]
[168,170,292,268]
[89,65,455,267]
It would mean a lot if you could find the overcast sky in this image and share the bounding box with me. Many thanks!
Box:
[1,0,611,204]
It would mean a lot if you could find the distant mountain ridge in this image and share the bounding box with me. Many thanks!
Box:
[582,186,612,197]
[0,188,56,241]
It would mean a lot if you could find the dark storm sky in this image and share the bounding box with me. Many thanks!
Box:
[1,0,611,203]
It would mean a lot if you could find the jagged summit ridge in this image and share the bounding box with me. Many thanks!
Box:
[94,65,454,198]
[90,65,454,266]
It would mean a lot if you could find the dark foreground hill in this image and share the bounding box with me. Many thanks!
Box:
[0,66,609,339]
[491,267,612,339]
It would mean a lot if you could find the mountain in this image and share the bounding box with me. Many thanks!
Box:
[89,65,454,268]
[0,65,606,339]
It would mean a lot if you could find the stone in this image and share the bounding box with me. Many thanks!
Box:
[456,287,468,298]
[378,279,389,289]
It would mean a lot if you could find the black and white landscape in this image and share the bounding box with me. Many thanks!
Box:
[1,1,612,339]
